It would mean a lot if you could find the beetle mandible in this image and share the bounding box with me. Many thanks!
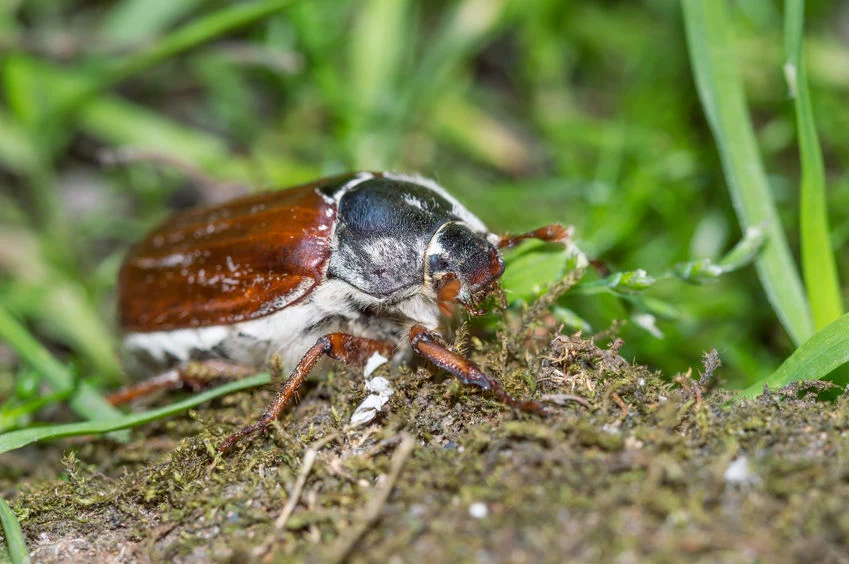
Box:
[112,172,571,450]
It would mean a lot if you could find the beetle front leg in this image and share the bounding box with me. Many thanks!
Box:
[219,334,395,452]
[409,324,545,415]
[496,224,572,249]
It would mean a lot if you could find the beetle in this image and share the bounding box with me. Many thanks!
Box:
[111,172,570,451]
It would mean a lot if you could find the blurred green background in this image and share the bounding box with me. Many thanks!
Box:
[0,0,847,397]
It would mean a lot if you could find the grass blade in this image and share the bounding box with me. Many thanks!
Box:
[1,389,74,433]
[682,0,814,346]
[0,373,271,454]
[347,0,410,168]
[432,91,533,174]
[741,312,849,396]
[0,496,31,564]
[5,55,312,186]
[672,225,766,284]
[51,0,293,121]
[405,0,509,119]
[0,110,39,175]
[100,0,206,44]
[785,0,843,328]
[0,306,124,424]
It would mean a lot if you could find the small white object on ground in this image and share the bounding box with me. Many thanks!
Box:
[363,352,389,377]
[469,502,488,519]
[349,376,394,426]
[724,455,759,486]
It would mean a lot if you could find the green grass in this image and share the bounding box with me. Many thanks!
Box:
[683,0,848,387]
[50,0,295,124]
[0,496,30,564]
[0,306,123,424]
[784,0,843,329]
[0,373,270,454]
[682,0,813,348]
[742,312,849,397]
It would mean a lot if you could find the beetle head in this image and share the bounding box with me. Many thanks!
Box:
[425,222,506,316]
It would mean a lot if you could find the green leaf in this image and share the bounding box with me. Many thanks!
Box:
[785,0,843,328]
[502,240,588,303]
[0,226,123,382]
[631,312,664,339]
[629,296,682,322]
[0,496,31,564]
[1,388,74,433]
[717,225,768,271]
[81,96,231,167]
[552,306,593,332]
[673,225,767,284]
[741,312,849,396]
[0,373,271,454]
[2,55,313,187]
[575,269,656,296]
[682,0,814,346]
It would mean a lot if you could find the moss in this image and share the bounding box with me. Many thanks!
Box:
[3,326,849,562]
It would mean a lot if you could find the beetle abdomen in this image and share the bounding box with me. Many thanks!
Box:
[122,299,329,375]
[119,178,348,332]
[121,277,435,375]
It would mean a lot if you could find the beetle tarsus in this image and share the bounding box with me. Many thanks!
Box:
[409,324,545,415]
[219,420,270,453]
[219,333,394,452]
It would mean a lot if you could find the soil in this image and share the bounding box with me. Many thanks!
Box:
[2,314,849,563]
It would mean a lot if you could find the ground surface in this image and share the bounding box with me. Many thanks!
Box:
[2,319,849,563]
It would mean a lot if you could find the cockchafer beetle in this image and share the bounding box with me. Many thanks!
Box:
[111,172,571,451]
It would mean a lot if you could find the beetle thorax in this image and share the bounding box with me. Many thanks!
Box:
[324,173,492,307]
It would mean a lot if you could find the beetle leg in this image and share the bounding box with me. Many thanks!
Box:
[107,360,258,405]
[496,224,572,249]
[219,333,395,452]
[408,324,545,415]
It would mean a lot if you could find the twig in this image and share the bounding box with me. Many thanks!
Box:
[325,433,416,563]
[539,393,591,409]
[252,433,340,558]
[276,433,340,530]
[611,392,629,419]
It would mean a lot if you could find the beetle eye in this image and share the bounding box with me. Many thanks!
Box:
[428,255,450,273]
